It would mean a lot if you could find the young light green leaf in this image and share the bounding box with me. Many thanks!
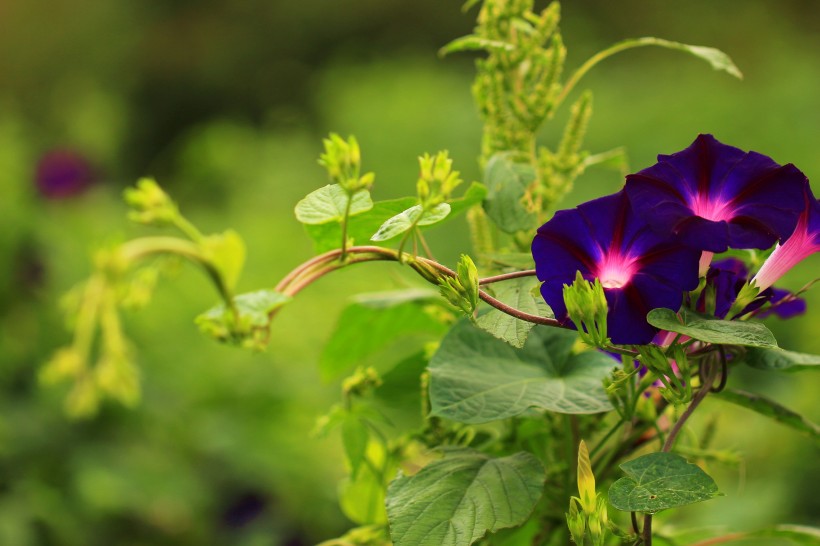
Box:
[740,347,820,372]
[304,183,485,251]
[608,452,721,514]
[294,184,373,225]
[429,320,615,423]
[439,35,516,57]
[386,449,544,546]
[646,308,777,348]
[712,388,820,440]
[200,229,246,290]
[320,295,447,380]
[305,196,417,252]
[475,277,550,348]
[482,153,538,234]
[195,289,291,350]
[447,182,488,217]
[370,203,451,242]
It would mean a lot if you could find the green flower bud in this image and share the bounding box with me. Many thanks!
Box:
[563,271,610,347]
[577,439,597,514]
[566,498,586,544]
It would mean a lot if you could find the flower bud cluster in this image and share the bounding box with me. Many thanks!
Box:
[438,254,480,318]
[123,177,179,226]
[416,151,462,207]
[319,133,374,194]
[563,271,609,348]
[639,345,692,406]
[566,440,610,546]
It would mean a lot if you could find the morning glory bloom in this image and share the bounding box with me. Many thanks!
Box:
[532,191,700,344]
[625,134,808,253]
[36,148,96,199]
[699,258,805,320]
[752,191,820,291]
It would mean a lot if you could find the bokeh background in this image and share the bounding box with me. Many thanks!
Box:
[1,1,818,544]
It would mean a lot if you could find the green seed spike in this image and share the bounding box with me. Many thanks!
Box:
[536,1,561,43]
[558,90,593,162]
[543,33,567,107]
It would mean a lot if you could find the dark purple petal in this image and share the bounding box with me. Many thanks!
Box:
[698,258,806,321]
[625,134,808,252]
[604,284,661,344]
[710,258,748,277]
[532,191,700,344]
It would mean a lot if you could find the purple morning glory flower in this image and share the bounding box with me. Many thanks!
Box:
[532,191,700,344]
[625,134,809,253]
[698,258,805,320]
[35,149,96,199]
[752,189,820,291]
[756,287,807,320]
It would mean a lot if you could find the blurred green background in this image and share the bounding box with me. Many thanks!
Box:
[1,1,818,544]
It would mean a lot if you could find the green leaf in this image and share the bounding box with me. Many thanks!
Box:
[573,37,742,85]
[712,388,820,440]
[439,35,516,57]
[482,153,538,234]
[646,308,777,348]
[648,38,743,79]
[320,293,448,380]
[429,321,614,423]
[447,182,488,217]
[740,347,820,372]
[342,415,370,479]
[294,184,373,225]
[200,229,246,290]
[386,449,544,546]
[305,196,416,252]
[475,277,550,348]
[303,183,485,253]
[195,289,291,350]
[608,452,721,514]
[340,449,390,526]
[371,203,451,242]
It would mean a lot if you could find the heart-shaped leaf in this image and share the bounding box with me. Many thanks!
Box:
[386,449,544,546]
[371,203,451,241]
[482,153,537,234]
[294,184,373,225]
[429,321,614,423]
[609,452,721,514]
[475,277,551,348]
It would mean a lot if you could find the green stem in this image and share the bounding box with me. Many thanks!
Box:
[479,269,537,285]
[642,513,652,546]
[340,193,354,261]
[557,37,707,109]
[589,418,624,460]
[272,245,640,357]
[119,236,238,319]
[661,360,719,453]
[172,214,205,243]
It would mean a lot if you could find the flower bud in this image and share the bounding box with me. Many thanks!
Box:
[566,498,586,544]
